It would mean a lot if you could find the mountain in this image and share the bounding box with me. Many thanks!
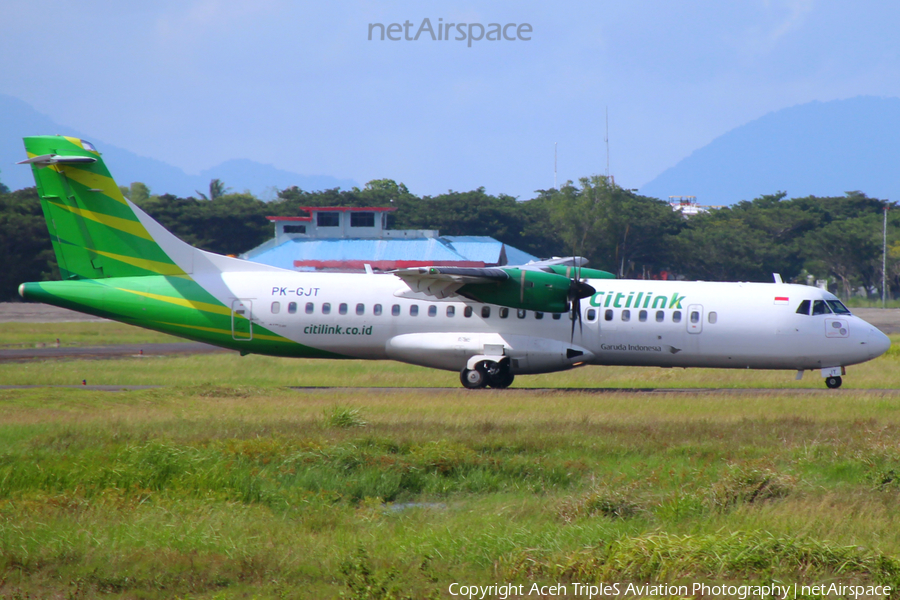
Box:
[640,96,900,205]
[0,94,356,198]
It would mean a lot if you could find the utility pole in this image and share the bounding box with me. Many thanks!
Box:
[554,142,558,190]
[884,204,889,308]
[605,107,610,180]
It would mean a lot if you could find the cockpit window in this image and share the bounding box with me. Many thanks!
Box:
[796,300,810,315]
[827,300,851,315]
[811,300,832,315]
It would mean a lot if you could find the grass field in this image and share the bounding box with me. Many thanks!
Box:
[0,321,180,349]
[2,323,900,598]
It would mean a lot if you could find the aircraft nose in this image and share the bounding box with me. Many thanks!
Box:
[868,327,891,359]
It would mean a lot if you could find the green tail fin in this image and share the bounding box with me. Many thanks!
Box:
[22,135,185,280]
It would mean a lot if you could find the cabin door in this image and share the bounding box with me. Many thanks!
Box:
[231,299,253,341]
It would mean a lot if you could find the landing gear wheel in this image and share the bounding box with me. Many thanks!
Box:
[460,365,487,389]
[487,369,515,389]
[825,376,843,389]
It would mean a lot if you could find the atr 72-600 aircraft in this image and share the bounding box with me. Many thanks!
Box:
[17,136,891,389]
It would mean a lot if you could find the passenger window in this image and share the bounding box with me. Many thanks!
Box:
[271,301,280,314]
[428,305,437,317]
[552,313,562,320]
[464,306,473,318]
[796,300,811,315]
[517,309,527,319]
[356,303,365,315]
[656,310,664,322]
[535,311,544,320]
[622,309,630,322]
[690,311,700,324]
[306,302,314,314]
[673,311,682,323]
[812,300,832,315]
[288,302,297,314]
[339,303,348,315]
[586,309,595,321]
[639,310,647,322]
[482,306,491,318]
[827,300,851,314]
[499,307,509,318]
[410,305,419,316]
[322,302,331,315]
[373,304,382,316]
[446,306,455,317]
[708,311,717,324]
[605,309,613,321]
[392,304,401,316]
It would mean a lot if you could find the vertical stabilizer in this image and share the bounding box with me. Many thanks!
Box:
[21,135,187,280]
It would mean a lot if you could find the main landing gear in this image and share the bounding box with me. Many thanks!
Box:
[825,376,843,389]
[460,360,515,389]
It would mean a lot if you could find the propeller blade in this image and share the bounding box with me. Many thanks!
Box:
[570,297,577,342]
[567,279,595,342]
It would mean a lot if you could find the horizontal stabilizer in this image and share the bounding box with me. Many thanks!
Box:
[17,153,97,167]
[523,256,589,268]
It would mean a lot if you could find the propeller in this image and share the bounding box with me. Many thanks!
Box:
[566,260,596,342]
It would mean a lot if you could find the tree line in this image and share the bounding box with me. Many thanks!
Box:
[1,172,898,302]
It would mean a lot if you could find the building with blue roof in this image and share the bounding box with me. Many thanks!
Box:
[240,206,538,271]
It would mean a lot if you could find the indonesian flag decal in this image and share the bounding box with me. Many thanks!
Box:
[774,296,790,305]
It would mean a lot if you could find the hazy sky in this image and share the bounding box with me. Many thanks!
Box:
[2,1,899,199]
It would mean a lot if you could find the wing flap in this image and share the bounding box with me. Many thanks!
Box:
[393,266,509,299]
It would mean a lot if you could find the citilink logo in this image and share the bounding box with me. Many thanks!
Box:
[368,18,532,47]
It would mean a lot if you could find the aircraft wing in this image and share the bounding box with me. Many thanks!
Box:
[392,258,610,307]
[393,266,509,299]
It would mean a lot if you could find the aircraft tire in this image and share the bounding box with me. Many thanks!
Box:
[487,370,515,389]
[825,376,843,389]
[460,366,487,389]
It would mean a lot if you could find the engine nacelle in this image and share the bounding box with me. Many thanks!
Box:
[385,332,594,374]
[459,269,573,313]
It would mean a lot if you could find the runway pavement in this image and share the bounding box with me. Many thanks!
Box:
[0,342,231,362]
[1,384,898,394]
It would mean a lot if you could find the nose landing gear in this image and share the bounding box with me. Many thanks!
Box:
[821,366,845,389]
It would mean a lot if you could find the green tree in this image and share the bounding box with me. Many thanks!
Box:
[196,178,231,201]
[675,212,781,281]
[0,168,10,195]
[119,182,151,205]
[0,188,57,300]
[541,176,682,276]
[674,193,811,282]
[137,192,271,255]
[803,215,883,298]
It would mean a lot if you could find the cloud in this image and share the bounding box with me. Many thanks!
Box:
[729,0,815,60]
[154,0,284,40]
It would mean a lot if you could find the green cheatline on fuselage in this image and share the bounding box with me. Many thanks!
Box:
[19,278,347,359]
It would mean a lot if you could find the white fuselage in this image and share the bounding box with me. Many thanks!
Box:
[211,271,891,375]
